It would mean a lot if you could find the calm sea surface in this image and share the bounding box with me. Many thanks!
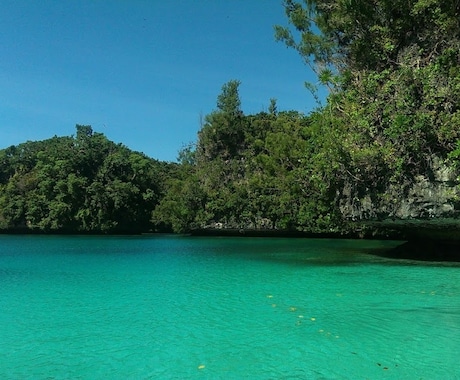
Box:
[0,235,459,379]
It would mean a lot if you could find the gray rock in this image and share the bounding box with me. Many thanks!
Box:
[340,155,460,241]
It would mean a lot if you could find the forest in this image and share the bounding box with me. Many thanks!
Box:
[1,0,459,236]
[0,125,175,233]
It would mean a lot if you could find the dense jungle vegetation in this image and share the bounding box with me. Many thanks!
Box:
[0,125,175,233]
[1,0,459,234]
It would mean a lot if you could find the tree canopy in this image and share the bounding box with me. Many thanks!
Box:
[0,125,173,233]
[1,2,459,235]
[154,0,460,232]
[274,0,460,218]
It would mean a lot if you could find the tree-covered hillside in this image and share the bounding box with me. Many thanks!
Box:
[153,81,345,233]
[0,125,175,233]
[275,0,460,219]
[155,0,460,233]
[1,0,459,237]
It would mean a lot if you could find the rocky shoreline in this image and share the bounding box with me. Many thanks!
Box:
[191,221,460,262]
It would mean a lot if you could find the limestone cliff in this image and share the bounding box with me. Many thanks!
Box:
[340,156,460,244]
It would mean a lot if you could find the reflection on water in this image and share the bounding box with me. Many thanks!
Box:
[0,235,459,379]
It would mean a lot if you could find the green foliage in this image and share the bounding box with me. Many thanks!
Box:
[217,80,242,115]
[0,125,172,233]
[157,0,459,231]
[154,86,345,233]
[275,0,460,214]
[2,2,459,234]
[197,80,247,160]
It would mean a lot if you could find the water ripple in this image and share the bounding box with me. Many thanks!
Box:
[1,235,459,379]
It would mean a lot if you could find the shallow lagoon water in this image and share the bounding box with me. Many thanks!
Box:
[0,235,459,379]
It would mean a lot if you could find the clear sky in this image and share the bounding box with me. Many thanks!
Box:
[0,0,321,162]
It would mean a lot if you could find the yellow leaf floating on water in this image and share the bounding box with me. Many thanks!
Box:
[310,317,316,321]
[198,365,205,370]
[289,307,297,312]
[267,295,273,298]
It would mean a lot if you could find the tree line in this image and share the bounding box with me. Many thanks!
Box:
[0,125,174,233]
[1,0,459,234]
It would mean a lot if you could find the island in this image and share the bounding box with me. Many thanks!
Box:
[1,1,459,262]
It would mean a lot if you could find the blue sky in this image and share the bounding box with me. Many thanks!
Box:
[0,0,321,162]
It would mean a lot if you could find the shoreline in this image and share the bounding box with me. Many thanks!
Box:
[2,227,458,262]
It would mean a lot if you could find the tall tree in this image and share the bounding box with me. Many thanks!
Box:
[197,80,247,160]
[217,79,242,115]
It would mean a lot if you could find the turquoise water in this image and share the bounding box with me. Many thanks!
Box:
[0,235,459,379]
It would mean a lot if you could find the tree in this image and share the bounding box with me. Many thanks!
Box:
[197,80,247,160]
[217,79,242,115]
[275,0,460,90]
[275,0,460,220]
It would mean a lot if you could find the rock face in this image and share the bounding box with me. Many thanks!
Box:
[388,157,459,220]
[340,156,460,244]
[340,157,460,220]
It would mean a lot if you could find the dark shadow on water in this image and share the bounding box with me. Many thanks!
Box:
[371,240,460,264]
[232,238,460,267]
[191,233,458,265]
